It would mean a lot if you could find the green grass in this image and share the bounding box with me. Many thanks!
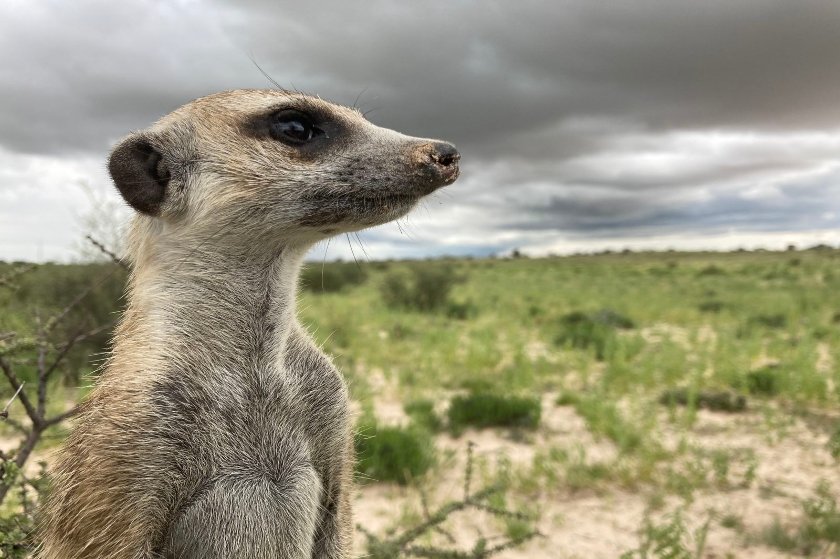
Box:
[379,264,465,312]
[299,261,368,293]
[621,509,711,559]
[5,248,840,555]
[562,392,647,454]
[354,418,435,485]
[658,389,747,413]
[829,423,840,459]
[403,398,443,432]
[755,482,840,555]
[447,392,541,434]
[553,309,635,361]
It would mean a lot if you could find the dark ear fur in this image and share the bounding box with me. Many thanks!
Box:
[108,136,171,216]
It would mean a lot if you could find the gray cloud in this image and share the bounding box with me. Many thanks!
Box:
[0,0,839,260]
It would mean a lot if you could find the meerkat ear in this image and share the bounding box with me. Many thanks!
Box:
[108,135,171,216]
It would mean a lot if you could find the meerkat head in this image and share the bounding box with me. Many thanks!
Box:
[108,89,460,251]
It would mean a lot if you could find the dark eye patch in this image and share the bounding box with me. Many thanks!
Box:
[268,109,325,146]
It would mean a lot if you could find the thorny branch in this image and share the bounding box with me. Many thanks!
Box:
[359,442,542,558]
[85,234,129,270]
[1,382,25,420]
[0,244,122,506]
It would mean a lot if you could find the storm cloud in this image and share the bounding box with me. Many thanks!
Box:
[1,0,839,260]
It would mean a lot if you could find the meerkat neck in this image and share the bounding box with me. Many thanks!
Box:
[120,237,307,374]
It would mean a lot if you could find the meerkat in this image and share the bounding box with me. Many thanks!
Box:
[38,89,460,559]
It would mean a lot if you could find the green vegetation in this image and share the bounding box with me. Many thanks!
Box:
[658,389,747,413]
[4,247,840,557]
[379,263,466,313]
[447,392,541,434]
[403,398,443,432]
[299,261,368,293]
[355,417,435,485]
[756,481,840,556]
[829,423,840,459]
[561,392,646,454]
[553,308,634,361]
[621,509,711,559]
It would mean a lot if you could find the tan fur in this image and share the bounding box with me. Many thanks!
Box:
[37,89,458,558]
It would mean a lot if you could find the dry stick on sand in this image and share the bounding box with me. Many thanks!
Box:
[358,441,542,558]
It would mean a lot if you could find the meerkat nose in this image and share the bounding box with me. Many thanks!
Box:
[411,141,461,190]
[429,142,460,169]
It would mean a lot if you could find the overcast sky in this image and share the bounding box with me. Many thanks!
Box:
[2,0,839,261]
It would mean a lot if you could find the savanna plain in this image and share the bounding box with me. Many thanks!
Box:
[1,248,839,558]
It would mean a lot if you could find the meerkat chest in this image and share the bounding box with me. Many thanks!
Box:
[150,351,350,478]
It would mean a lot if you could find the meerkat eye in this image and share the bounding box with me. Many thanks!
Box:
[269,110,323,145]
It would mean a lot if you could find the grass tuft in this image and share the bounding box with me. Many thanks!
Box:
[355,418,435,485]
[447,392,541,434]
[658,388,747,413]
[745,366,780,396]
[553,308,634,360]
[403,399,443,432]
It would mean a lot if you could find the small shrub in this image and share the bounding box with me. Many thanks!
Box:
[800,481,840,547]
[828,423,840,459]
[555,392,579,406]
[697,300,725,313]
[746,366,779,396]
[355,419,435,485]
[760,519,798,552]
[380,265,464,312]
[758,482,840,554]
[592,308,636,329]
[573,395,644,454]
[527,304,544,318]
[299,262,367,293]
[658,389,747,413]
[445,299,477,320]
[720,514,744,530]
[447,392,541,434]
[621,509,711,559]
[697,264,725,276]
[554,309,634,360]
[750,313,788,329]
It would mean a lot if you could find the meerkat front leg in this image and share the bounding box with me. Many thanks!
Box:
[311,446,354,558]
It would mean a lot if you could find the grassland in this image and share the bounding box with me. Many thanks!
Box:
[2,248,840,557]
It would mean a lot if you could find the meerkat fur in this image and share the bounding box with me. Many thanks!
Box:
[38,89,460,559]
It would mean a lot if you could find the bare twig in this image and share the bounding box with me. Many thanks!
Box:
[0,357,39,427]
[360,444,539,558]
[42,404,82,429]
[85,234,128,269]
[0,259,115,512]
[1,381,25,420]
[42,320,116,384]
[464,440,474,500]
[37,339,47,418]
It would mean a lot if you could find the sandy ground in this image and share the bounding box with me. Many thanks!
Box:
[353,390,840,558]
[2,385,836,558]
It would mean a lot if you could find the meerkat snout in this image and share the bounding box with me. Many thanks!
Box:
[411,141,461,192]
